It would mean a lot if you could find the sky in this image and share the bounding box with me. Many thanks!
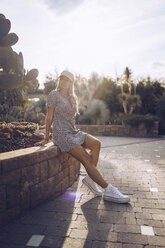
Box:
[0,0,165,88]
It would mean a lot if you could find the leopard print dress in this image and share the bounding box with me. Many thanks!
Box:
[47,90,86,153]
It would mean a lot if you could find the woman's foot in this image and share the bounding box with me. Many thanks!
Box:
[103,184,130,203]
[82,175,103,196]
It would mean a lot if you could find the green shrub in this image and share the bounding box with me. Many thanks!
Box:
[122,114,159,132]
[110,113,159,132]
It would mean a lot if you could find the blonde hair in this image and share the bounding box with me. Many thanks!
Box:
[56,76,79,115]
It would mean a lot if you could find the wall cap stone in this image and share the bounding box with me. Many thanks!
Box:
[0,142,59,161]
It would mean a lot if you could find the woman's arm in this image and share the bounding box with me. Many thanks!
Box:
[44,107,53,141]
[34,106,53,146]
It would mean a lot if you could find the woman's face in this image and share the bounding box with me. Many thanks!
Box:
[60,76,72,90]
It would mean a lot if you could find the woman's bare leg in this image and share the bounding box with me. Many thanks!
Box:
[82,134,101,167]
[68,145,108,189]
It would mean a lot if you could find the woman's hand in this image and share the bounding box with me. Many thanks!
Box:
[34,139,49,146]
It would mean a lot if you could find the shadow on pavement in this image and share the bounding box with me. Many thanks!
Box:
[81,197,132,247]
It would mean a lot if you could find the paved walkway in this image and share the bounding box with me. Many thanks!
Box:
[0,136,165,248]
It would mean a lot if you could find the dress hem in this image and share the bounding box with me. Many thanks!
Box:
[53,132,87,153]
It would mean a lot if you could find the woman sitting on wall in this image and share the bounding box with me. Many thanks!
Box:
[35,70,130,203]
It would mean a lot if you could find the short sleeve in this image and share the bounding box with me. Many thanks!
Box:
[47,90,57,109]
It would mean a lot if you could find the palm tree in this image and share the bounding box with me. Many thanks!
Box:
[128,95,142,114]
[124,67,132,82]
[118,93,129,114]
[118,69,141,115]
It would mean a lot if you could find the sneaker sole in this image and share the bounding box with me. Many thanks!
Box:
[103,195,130,203]
[82,178,102,196]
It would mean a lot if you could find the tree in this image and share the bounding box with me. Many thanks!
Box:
[124,67,132,82]
[155,95,165,120]
[136,78,164,115]
[93,77,122,115]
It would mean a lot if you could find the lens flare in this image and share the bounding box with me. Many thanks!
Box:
[61,191,77,201]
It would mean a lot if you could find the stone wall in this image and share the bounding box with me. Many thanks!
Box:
[0,143,80,227]
[77,122,159,138]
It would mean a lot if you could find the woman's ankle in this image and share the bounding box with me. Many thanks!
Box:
[102,182,109,189]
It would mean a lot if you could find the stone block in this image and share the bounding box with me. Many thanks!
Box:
[62,155,74,168]
[0,185,6,211]
[61,177,70,192]
[48,177,58,196]
[20,189,30,210]
[40,160,49,181]
[1,158,18,173]
[21,163,40,190]
[1,153,39,172]
[7,205,21,220]
[63,168,69,178]
[69,165,76,183]
[30,180,50,208]
[0,169,21,185]
[6,183,20,208]
[35,145,60,162]
[55,182,62,197]
[54,171,64,186]
[48,157,60,177]
[60,153,69,164]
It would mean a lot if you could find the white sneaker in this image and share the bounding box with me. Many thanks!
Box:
[82,175,103,196]
[103,184,130,203]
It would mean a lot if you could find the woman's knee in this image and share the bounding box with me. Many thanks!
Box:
[69,145,93,165]
[80,150,93,165]
[95,139,101,150]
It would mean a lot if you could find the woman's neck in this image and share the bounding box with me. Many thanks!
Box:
[60,89,69,98]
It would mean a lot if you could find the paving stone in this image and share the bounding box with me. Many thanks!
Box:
[141,225,154,236]
[0,232,31,246]
[0,222,46,235]
[144,246,156,248]
[122,244,143,248]
[61,237,92,248]
[92,240,122,248]
[117,233,148,245]
[153,227,165,236]
[40,235,65,247]
[147,236,165,246]
[100,211,126,224]
[0,245,27,248]
[136,219,164,228]
[114,224,141,234]
[26,234,45,247]
[136,212,153,220]
[69,229,117,242]
[152,214,165,221]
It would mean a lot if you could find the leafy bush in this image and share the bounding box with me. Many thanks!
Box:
[0,121,41,152]
[109,113,125,125]
[110,113,159,132]
[122,114,159,132]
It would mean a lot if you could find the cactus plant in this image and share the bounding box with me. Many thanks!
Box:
[0,14,39,94]
[0,15,11,39]
[0,74,23,89]
[0,33,18,46]
[0,13,39,123]
[26,69,39,81]
[17,52,24,75]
